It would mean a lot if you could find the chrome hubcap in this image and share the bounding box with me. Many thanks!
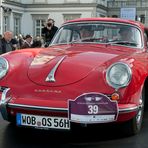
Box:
[136,110,142,125]
[136,97,143,125]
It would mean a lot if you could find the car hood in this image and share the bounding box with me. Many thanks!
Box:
[27,44,131,86]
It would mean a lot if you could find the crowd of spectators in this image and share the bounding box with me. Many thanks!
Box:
[0,18,58,54]
[0,32,44,54]
[14,34,43,49]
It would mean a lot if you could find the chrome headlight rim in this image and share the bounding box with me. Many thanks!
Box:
[106,62,132,89]
[0,57,9,79]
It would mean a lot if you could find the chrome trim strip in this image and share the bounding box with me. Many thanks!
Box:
[8,103,68,112]
[119,106,139,113]
[45,56,66,82]
[0,88,11,120]
[7,103,139,114]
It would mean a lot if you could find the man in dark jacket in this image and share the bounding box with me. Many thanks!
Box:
[42,18,58,47]
[0,31,14,54]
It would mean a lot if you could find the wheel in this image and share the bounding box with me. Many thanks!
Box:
[121,88,145,136]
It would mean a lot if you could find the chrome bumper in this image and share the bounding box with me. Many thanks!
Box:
[0,88,11,120]
[7,103,68,112]
[7,103,139,114]
[0,88,140,121]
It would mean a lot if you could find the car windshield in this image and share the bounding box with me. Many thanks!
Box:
[51,22,142,48]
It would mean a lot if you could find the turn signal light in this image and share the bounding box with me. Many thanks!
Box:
[111,92,120,101]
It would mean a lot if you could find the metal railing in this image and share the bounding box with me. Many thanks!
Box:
[108,1,148,8]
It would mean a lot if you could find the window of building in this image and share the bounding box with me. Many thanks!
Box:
[13,13,22,36]
[3,8,12,33]
[3,16,9,32]
[35,19,45,37]
[14,17,21,36]
[31,14,48,37]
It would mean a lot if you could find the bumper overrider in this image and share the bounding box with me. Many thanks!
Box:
[0,87,140,124]
[0,87,11,120]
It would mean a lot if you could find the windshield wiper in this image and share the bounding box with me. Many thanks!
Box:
[81,37,109,43]
[71,39,138,47]
[81,38,94,42]
[107,40,138,47]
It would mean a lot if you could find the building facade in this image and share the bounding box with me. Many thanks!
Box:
[1,0,147,38]
[0,0,108,37]
[107,0,148,26]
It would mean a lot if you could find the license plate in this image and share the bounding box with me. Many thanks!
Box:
[16,113,70,130]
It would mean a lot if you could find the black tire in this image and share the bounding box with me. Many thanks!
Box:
[121,88,145,136]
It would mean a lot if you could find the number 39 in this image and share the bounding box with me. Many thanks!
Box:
[88,105,99,114]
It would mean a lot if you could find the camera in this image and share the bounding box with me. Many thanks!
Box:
[47,23,52,27]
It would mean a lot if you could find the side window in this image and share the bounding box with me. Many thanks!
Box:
[58,29,80,43]
[57,29,71,43]
[52,28,80,44]
[144,33,147,42]
[144,29,148,48]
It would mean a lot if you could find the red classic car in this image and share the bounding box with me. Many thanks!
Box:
[0,17,148,136]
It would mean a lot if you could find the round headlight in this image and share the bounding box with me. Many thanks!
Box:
[0,57,9,79]
[106,62,132,89]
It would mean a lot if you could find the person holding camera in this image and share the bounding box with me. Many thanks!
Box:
[42,18,58,47]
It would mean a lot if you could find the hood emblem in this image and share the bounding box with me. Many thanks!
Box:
[45,56,66,82]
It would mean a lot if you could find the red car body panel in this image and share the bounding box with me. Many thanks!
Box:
[0,45,146,114]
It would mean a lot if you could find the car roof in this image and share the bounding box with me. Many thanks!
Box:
[64,17,144,29]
